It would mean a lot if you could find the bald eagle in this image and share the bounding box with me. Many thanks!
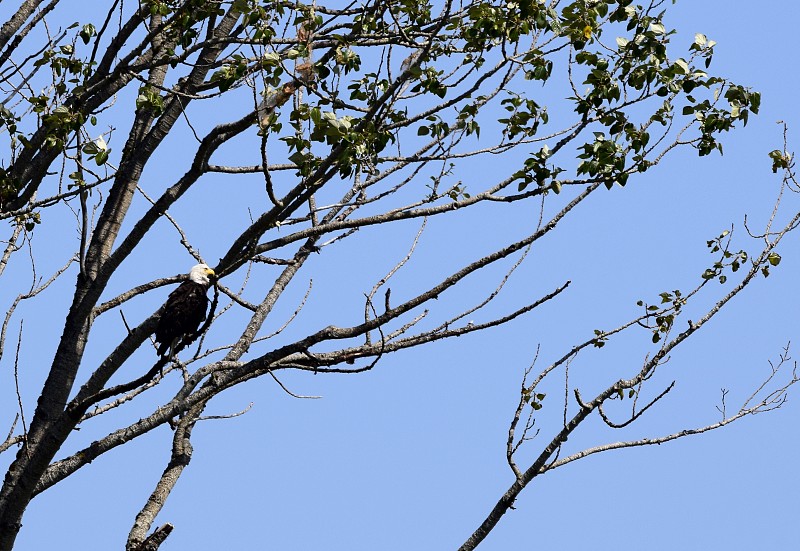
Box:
[155,263,215,357]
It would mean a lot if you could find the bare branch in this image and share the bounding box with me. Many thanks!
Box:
[268,372,321,400]
[12,321,27,450]
[597,382,676,429]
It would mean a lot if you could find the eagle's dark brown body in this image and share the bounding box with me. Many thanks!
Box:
[155,280,210,357]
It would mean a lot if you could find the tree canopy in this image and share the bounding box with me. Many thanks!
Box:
[0,1,796,549]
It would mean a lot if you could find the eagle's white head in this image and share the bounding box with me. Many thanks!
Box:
[188,263,215,286]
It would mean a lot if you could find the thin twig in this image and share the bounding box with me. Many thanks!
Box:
[13,320,27,451]
[268,371,321,399]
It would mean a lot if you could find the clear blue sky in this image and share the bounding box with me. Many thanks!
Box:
[2,2,799,550]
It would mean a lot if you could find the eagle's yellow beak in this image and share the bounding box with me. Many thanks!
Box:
[206,267,216,279]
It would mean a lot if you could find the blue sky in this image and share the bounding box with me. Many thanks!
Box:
[1,2,799,550]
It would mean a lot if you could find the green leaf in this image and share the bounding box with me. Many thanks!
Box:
[767,252,781,266]
[80,23,96,44]
[94,149,110,166]
[768,150,790,173]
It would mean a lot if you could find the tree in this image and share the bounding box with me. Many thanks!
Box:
[0,0,796,549]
